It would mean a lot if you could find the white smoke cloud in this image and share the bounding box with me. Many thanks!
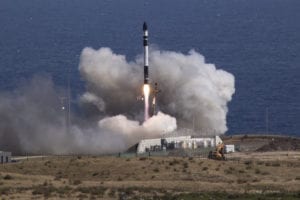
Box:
[0,75,176,154]
[79,47,235,135]
[99,111,176,137]
[98,111,177,150]
[80,92,106,112]
[68,111,177,154]
[0,46,234,155]
[79,47,141,115]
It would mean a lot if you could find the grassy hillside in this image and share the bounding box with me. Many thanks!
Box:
[0,151,299,199]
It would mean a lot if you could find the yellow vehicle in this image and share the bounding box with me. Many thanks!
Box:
[208,143,225,160]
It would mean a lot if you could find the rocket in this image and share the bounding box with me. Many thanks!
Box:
[141,22,160,120]
[143,22,149,84]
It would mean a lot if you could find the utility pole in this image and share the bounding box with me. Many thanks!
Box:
[265,107,269,135]
[67,69,71,135]
[192,114,195,131]
[60,69,71,135]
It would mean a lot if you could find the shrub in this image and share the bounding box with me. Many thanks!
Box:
[169,159,180,166]
[77,194,88,199]
[245,165,252,170]
[228,167,235,171]
[265,162,271,167]
[0,187,10,195]
[44,161,51,166]
[92,172,99,177]
[237,179,248,184]
[43,181,48,186]
[183,162,189,169]
[244,160,252,165]
[272,162,280,167]
[261,171,270,175]
[3,175,13,180]
[56,186,72,195]
[32,185,55,198]
[108,189,116,197]
[54,175,62,181]
[255,168,261,174]
[256,161,264,165]
[153,168,159,172]
[77,186,106,196]
[252,178,260,182]
[73,180,82,185]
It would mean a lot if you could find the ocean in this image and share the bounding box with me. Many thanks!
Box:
[0,0,299,136]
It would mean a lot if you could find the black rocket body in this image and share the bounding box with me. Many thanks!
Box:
[143,22,149,84]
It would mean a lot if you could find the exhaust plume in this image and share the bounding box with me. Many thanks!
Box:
[0,75,176,154]
[143,84,150,121]
[0,46,234,154]
[80,47,235,134]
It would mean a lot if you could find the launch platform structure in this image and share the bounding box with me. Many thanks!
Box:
[59,69,71,135]
[152,82,161,115]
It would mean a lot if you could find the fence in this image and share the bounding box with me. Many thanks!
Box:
[117,147,214,158]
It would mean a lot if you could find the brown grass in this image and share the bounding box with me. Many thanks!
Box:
[0,152,299,199]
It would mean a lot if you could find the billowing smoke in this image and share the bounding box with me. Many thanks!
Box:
[0,75,176,154]
[71,110,176,154]
[80,47,235,135]
[0,47,234,155]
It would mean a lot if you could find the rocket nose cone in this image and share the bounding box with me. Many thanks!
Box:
[143,22,148,31]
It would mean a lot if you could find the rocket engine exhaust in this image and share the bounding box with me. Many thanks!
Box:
[143,84,150,121]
